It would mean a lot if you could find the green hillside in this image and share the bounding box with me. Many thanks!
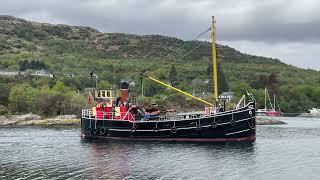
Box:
[0,15,319,115]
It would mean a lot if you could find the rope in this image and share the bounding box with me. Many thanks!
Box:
[160,27,211,61]
[192,27,212,42]
[148,27,211,76]
[150,40,207,76]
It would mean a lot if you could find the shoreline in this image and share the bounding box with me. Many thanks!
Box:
[0,113,80,127]
[0,119,80,127]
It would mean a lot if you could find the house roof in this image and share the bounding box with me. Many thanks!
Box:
[219,91,234,96]
[0,69,19,73]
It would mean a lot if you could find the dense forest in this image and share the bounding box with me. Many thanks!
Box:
[0,15,319,116]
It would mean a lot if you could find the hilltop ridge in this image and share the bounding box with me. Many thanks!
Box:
[0,15,282,64]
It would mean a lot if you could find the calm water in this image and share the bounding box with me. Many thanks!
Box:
[1,117,320,180]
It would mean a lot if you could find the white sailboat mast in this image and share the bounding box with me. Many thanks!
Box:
[266,88,274,110]
[264,87,267,110]
[274,93,276,111]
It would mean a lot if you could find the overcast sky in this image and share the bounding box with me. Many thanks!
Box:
[1,0,319,70]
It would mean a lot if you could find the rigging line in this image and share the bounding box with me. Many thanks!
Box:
[147,27,211,76]
[150,39,209,76]
[159,27,212,61]
[149,40,207,76]
[193,27,212,42]
[276,96,281,111]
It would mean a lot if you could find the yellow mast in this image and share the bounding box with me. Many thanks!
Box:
[211,16,218,103]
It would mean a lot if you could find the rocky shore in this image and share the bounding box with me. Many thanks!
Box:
[256,117,286,125]
[298,113,320,118]
[0,113,80,127]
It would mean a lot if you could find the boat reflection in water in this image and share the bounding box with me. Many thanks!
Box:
[81,139,256,179]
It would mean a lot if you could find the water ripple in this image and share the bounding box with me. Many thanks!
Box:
[1,118,320,179]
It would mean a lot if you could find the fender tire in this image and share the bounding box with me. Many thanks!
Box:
[93,128,99,134]
[171,126,177,134]
[153,127,160,133]
[100,127,107,135]
[211,122,218,128]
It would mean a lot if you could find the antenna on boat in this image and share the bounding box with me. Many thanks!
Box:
[140,71,144,96]
[90,70,98,89]
[211,16,218,105]
[274,93,276,111]
[264,87,267,110]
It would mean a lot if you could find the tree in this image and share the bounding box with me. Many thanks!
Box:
[191,78,205,93]
[143,80,165,97]
[267,72,280,96]
[9,84,35,113]
[0,84,10,106]
[32,86,62,116]
[18,60,47,71]
[69,93,88,116]
[250,72,280,96]
[98,80,111,90]
[52,81,71,94]
[18,60,28,71]
[168,65,178,86]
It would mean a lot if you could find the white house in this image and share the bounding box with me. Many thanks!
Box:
[31,69,54,78]
[219,92,234,101]
[0,69,19,76]
[65,73,75,78]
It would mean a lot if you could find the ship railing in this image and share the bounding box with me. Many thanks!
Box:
[82,109,93,118]
[235,95,246,109]
[81,109,135,121]
[204,107,216,116]
[82,109,211,121]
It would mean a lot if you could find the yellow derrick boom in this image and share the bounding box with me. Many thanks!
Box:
[146,76,213,106]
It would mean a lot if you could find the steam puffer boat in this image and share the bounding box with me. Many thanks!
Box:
[80,17,256,142]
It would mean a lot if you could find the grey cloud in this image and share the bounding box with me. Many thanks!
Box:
[1,0,318,42]
[222,40,320,70]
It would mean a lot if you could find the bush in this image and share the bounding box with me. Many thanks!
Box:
[0,105,9,115]
[9,84,35,113]
[8,82,88,117]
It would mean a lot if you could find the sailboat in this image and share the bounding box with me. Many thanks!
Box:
[80,17,256,142]
[256,87,281,116]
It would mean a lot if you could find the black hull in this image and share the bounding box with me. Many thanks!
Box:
[81,102,256,142]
